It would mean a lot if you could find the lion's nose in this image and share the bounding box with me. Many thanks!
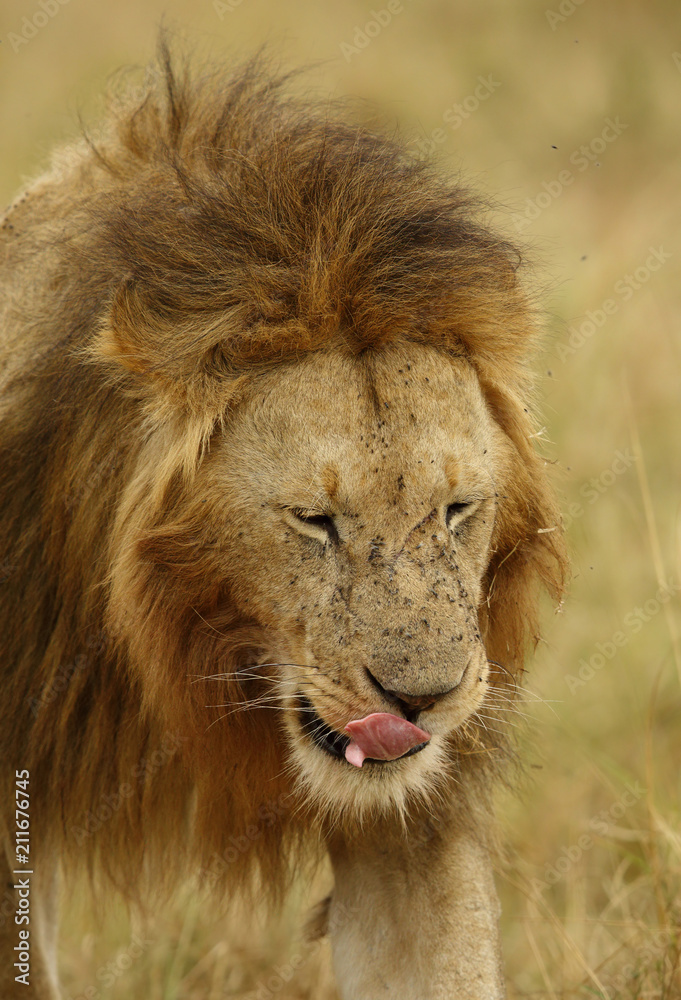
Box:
[366,668,455,716]
[384,688,451,713]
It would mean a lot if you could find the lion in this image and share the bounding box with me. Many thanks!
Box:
[0,42,566,999]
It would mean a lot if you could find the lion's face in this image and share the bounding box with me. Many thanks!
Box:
[207,342,511,816]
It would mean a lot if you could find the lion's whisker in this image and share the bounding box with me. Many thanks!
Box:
[474,712,520,731]
[191,662,324,682]
[192,672,325,687]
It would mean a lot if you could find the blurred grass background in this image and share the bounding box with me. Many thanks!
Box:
[2,0,680,996]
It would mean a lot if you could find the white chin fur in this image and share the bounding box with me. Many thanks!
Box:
[283,720,452,827]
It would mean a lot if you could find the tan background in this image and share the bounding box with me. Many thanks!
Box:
[2,0,680,996]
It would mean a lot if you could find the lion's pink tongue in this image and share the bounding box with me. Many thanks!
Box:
[344,713,431,768]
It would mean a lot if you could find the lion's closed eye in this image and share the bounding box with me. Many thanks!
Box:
[286,508,339,545]
[445,500,474,526]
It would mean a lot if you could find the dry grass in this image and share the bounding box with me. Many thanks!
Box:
[2,0,680,996]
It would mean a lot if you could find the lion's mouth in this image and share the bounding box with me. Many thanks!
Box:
[298,695,430,766]
[299,696,351,761]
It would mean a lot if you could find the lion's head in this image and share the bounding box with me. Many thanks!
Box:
[0,45,566,890]
[196,345,521,816]
[111,341,525,819]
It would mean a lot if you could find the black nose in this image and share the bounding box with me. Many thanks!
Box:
[365,668,455,718]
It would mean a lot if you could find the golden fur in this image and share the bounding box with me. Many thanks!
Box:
[0,41,566,998]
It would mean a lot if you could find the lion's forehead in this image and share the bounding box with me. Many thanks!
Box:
[234,344,497,500]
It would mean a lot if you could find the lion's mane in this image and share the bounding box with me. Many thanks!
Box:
[0,42,566,901]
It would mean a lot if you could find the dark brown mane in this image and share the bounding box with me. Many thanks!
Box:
[79,44,531,386]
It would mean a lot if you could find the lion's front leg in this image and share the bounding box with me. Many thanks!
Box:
[327,819,506,1000]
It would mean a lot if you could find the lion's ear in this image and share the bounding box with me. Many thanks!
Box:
[97,279,157,376]
[94,279,247,416]
[478,378,568,674]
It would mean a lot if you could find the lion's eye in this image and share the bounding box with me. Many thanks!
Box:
[289,509,339,545]
[445,501,473,527]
